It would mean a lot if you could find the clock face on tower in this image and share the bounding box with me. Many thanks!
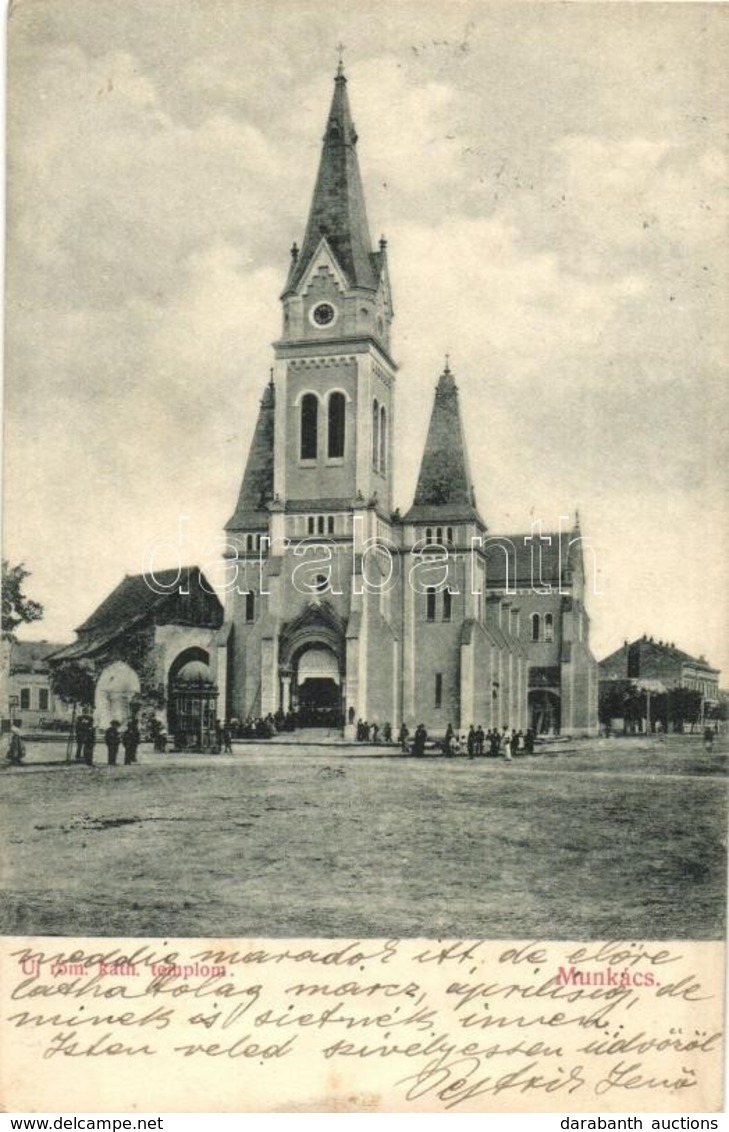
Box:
[310,301,337,328]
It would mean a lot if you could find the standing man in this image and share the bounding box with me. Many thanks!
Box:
[82,714,96,766]
[6,724,26,766]
[75,710,90,761]
[105,720,121,766]
[122,719,140,765]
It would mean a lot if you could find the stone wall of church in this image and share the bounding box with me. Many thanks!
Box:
[558,602,599,734]
[226,578,266,721]
[408,583,463,734]
[362,592,398,730]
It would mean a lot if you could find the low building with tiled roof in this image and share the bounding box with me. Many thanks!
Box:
[49,567,226,745]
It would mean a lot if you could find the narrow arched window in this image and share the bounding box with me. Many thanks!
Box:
[246,534,253,552]
[245,592,256,622]
[447,527,454,544]
[545,613,554,642]
[379,405,387,475]
[426,527,432,545]
[426,588,437,622]
[436,527,443,544]
[328,392,345,459]
[443,589,452,622]
[372,398,379,469]
[327,515,335,534]
[531,613,540,642]
[307,515,315,535]
[317,515,325,535]
[300,394,318,460]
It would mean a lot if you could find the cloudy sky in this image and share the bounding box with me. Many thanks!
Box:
[3,0,728,676]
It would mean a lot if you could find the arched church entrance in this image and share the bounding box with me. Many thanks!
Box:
[529,689,561,735]
[292,644,343,728]
[278,601,347,732]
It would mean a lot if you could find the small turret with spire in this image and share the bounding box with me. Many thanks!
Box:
[403,358,486,527]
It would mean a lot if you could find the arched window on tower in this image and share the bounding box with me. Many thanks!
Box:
[379,405,387,475]
[443,589,452,622]
[300,393,318,460]
[372,398,379,470]
[328,392,345,459]
[425,527,433,545]
[426,588,437,622]
[545,613,554,642]
[531,613,541,642]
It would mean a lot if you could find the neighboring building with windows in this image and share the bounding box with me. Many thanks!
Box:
[49,568,225,744]
[222,65,599,736]
[0,639,73,730]
[599,636,720,719]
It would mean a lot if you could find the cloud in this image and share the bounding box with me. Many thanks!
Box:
[392,213,648,387]
[8,46,284,315]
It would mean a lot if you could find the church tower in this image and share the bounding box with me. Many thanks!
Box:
[273,61,396,522]
[225,64,401,732]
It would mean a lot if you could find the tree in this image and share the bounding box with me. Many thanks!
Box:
[49,659,97,760]
[667,686,703,734]
[598,680,629,728]
[49,659,97,710]
[2,560,44,639]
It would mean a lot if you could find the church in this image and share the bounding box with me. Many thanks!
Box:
[222,64,599,738]
[49,64,598,742]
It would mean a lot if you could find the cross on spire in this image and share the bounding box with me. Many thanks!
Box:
[336,41,346,77]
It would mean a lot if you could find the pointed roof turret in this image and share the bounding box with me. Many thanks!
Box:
[403,360,486,526]
[225,378,275,531]
[284,67,379,295]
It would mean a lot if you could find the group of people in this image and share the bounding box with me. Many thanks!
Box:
[444,724,536,759]
[73,711,140,767]
[228,714,278,740]
[395,722,536,758]
[102,719,141,766]
[355,720,392,743]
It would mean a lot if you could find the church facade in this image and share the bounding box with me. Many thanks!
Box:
[223,66,599,738]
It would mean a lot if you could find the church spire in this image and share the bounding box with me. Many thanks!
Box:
[403,361,486,526]
[225,380,275,532]
[285,67,378,294]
